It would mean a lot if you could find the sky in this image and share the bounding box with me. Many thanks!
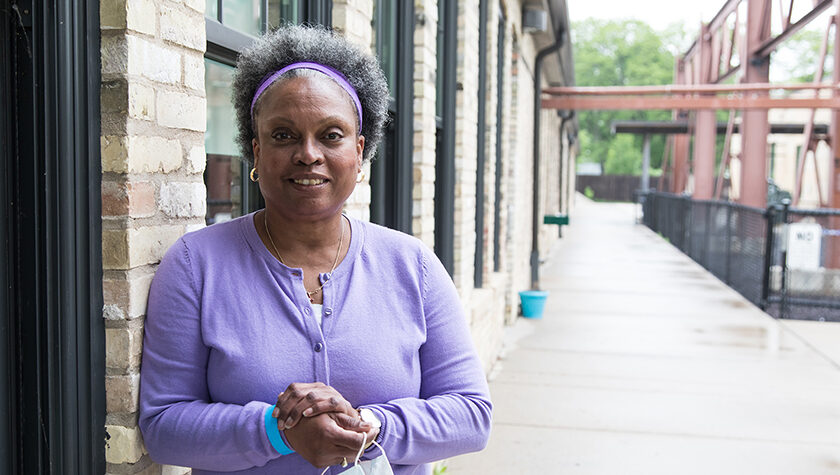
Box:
[568,0,724,31]
[566,0,829,82]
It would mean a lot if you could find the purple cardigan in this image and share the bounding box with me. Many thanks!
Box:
[138,213,492,474]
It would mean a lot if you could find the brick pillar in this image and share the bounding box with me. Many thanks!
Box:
[100,0,206,473]
[453,0,481,295]
[333,0,375,221]
[503,32,523,324]
[411,0,439,248]
[479,0,501,285]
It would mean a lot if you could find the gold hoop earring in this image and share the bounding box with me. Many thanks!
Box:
[250,167,259,182]
[356,171,365,184]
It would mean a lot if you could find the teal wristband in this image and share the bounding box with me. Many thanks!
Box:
[264,405,295,455]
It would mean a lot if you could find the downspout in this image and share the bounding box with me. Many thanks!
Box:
[530,26,566,290]
[557,110,574,236]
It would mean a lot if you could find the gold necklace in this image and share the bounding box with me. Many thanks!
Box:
[264,212,345,303]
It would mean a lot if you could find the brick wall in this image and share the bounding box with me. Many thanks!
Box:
[333,0,374,221]
[96,0,576,470]
[100,0,205,472]
[497,5,517,324]
[452,0,481,298]
[505,30,535,307]
[412,0,439,249]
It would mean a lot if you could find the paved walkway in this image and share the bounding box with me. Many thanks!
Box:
[448,198,840,474]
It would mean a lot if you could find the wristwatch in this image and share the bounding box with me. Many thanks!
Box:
[358,407,381,429]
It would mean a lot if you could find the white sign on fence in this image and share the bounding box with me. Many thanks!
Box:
[787,223,822,270]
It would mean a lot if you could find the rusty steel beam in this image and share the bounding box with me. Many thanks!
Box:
[722,7,739,76]
[754,0,833,57]
[833,0,840,210]
[658,135,672,191]
[673,63,690,195]
[831,0,840,268]
[695,110,717,199]
[543,82,837,96]
[710,0,745,32]
[673,130,690,194]
[612,120,830,135]
[695,23,717,200]
[683,40,699,63]
[541,96,840,110]
[782,0,794,29]
[740,0,772,208]
[715,111,738,200]
[717,65,742,83]
[794,17,832,206]
[684,0,743,62]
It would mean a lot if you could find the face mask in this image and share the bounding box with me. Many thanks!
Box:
[320,433,394,475]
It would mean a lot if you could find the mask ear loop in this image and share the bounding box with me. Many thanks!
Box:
[366,439,390,466]
[318,432,369,475]
[352,432,368,465]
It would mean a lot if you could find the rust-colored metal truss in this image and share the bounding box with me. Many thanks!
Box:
[544,0,840,215]
[541,91,840,110]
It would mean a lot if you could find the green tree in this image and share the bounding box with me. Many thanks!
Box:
[604,134,642,175]
[772,28,830,83]
[573,19,689,174]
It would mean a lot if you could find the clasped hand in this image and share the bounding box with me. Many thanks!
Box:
[273,382,379,468]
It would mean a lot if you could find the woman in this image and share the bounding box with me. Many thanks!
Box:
[138,25,492,474]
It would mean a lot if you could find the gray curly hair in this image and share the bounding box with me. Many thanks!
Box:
[232,24,389,163]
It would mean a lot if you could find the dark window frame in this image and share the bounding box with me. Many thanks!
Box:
[370,0,414,233]
[474,0,489,287]
[434,0,457,275]
[493,6,506,272]
[1,0,105,472]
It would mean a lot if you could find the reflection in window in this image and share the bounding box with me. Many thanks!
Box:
[268,0,301,29]
[375,0,397,95]
[224,0,262,35]
[206,0,263,36]
[205,58,244,225]
[206,0,218,20]
[207,0,324,33]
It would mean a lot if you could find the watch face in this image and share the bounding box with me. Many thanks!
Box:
[360,408,382,428]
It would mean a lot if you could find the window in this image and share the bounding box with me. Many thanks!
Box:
[204,59,243,224]
[206,0,264,36]
[203,1,332,225]
[370,0,414,233]
[434,0,457,275]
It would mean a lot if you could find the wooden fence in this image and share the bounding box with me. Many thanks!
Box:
[576,175,672,202]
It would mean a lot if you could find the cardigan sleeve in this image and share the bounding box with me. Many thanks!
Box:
[138,238,283,471]
[361,247,493,465]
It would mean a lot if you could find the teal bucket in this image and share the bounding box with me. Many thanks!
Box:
[519,290,548,319]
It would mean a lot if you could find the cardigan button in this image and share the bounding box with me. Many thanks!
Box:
[324,308,332,316]
[314,342,323,352]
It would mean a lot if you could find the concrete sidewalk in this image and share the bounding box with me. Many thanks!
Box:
[448,198,840,474]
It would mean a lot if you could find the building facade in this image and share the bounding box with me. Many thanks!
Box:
[1,0,576,472]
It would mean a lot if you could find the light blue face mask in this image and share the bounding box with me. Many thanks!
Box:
[320,433,394,475]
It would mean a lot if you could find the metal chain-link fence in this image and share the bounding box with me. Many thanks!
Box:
[640,192,840,322]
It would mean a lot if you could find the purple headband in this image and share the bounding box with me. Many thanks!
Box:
[249,61,363,130]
